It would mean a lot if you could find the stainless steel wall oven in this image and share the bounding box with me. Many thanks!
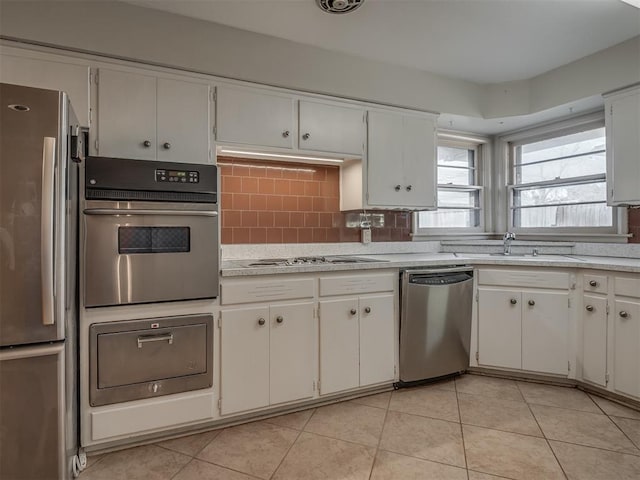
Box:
[82,157,218,307]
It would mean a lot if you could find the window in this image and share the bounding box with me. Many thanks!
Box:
[416,139,484,233]
[508,123,615,232]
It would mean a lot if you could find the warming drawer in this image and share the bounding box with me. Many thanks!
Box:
[90,314,213,406]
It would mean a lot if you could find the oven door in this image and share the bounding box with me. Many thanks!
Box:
[83,201,218,307]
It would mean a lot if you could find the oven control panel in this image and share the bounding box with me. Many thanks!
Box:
[155,169,199,183]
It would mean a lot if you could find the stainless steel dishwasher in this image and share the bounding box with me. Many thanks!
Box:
[398,266,474,386]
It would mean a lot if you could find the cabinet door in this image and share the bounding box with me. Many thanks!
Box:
[157,78,210,164]
[97,69,157,160]
[298,101,364,155]
[0,53,90,126]
[319,298,359,395]
[220,306,270,415]
[522,291,569,375]
[367,110,405,206]
[613,299,640,399]
[359,294,395,386]
[606,88,640,205]
[582,295,608,386]
[401,115,437,208]
[477,288,521,369]
[270,302,315,405]
[216,86,294,149]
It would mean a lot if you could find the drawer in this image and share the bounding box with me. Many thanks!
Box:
[615,276,640,299]
[583,274,608,294]
[478,269,570,290]
[319,273,395,297]
[221,278,314,305]
[91,392,214,441]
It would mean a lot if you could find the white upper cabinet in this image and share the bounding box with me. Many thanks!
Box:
[0,52,90,126]
[605,85,640,206]
[96,68,211,163]
[215,85,295,149]
[97,69,157,161]
[298,101,364,155]
[156,78,210,163]
[366,110,437,209]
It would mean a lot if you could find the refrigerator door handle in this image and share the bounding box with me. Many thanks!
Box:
[41,137,56,326]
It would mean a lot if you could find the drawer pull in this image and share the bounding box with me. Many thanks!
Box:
[510,298,518,305]
[528,300,535,306]
[589,280,598,287]
[258,318,266,326]
[137,333,173,348]
[364,306,371,314]
[585,305,594,312]
[619,311,629,318]
[276,315,284,324]
[350,308,357,315]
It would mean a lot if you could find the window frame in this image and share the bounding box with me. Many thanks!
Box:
[500,112,626,239]
[413,133,489,238]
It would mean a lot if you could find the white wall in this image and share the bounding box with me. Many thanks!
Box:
[0,1,638,121]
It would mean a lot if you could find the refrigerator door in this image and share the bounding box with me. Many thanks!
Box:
[0,83,65,346]
[0,343,65,480]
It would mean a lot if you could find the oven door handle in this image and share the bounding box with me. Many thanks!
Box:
[83,208,218,217]
[137,333,174,348]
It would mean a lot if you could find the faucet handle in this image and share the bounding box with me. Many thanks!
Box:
[503,232,516,241]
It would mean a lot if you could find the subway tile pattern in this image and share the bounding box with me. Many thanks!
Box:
[218,157,412,244]
[81,374,640,480]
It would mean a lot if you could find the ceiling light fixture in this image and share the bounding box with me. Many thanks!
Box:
[619,0,640,8]
[316,0,365,14]
[218,149,345,164]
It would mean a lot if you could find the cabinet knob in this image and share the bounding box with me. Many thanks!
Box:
[619,311,629,318]
[282,130,290,138]
[350,308,357,315]
[589,280,598,287]
[510,298,518,305]
[406,185,413,191]
[395,185,402,191]
[528,300,535,306]
[143,140,151,148]
[302,133,311,140]
[364,306,371,314]
[276,315,284,324]
[163,142,171,150]
[258,318,266,326]
[585,305,594,312]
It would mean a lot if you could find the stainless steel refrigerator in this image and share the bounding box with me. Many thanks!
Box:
[0,83,83,479]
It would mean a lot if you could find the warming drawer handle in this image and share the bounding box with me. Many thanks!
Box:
[137,333,174,348]
[84,208,218,217]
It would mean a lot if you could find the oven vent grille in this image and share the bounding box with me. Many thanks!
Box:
[86,188,216,203]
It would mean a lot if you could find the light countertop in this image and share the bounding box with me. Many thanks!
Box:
[221,253,640,277]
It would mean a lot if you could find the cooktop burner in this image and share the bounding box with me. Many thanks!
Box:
[244,256,387,267]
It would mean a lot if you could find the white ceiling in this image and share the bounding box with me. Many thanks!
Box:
[125,0,640,85]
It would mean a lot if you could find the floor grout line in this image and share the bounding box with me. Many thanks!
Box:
[454,378,470,480]
[516,381,569,480]
[367,394,391,480]
[606,414,640,452]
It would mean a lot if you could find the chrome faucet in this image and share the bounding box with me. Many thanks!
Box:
[503,232,516,255]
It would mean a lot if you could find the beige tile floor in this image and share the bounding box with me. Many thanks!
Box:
[81,374,640,480]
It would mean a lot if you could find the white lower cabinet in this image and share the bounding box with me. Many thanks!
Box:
[476,269,570,376]
[220,302,314,415]
[612,276,640,400]
[582,294,608,386]
[319,292,395,395]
